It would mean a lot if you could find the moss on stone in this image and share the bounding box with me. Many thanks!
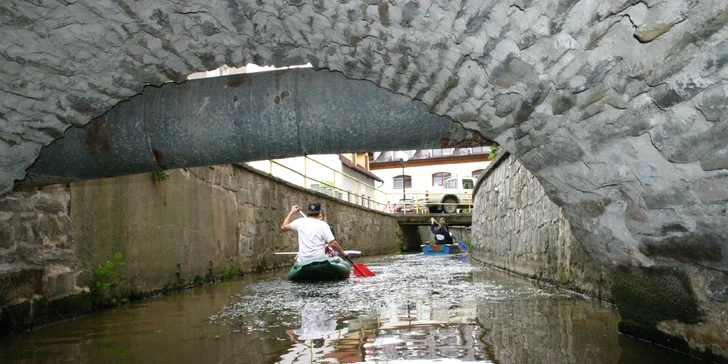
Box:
[639,234,723,263]
[610,265,701,327]
[378,3,390,26]
[221,265,240,280]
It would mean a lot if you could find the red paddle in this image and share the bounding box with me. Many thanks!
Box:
[344,256,375,277]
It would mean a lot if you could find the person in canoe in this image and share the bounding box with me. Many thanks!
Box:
[430,217,454,245]
[281,201,348,262]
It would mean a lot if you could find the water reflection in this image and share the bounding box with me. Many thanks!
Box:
[0,254,705,363]
[365,313,489,362]
[280,302,342,363]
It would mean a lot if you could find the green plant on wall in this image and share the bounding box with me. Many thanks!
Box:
[153,170,170,183]
[489,146,499,160]
[221,265,240,280]
[91,252,126,304]
[152,170,170,206]
[394,239,405,254]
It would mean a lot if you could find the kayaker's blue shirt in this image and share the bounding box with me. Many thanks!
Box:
[430,223,453,244]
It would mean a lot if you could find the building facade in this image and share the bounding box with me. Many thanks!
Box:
[369,148,492,209]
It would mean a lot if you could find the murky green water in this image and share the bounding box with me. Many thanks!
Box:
[0,254,701,363]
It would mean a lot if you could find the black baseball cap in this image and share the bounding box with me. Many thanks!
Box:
[306,201,322,215]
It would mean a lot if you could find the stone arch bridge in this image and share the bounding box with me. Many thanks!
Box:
[2,0,728,360]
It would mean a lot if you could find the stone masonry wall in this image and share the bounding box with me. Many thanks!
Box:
[471,153,609,301]
[0,164,400,334]
[0,185,89,334]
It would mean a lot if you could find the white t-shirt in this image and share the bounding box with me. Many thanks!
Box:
[290,217,335,262]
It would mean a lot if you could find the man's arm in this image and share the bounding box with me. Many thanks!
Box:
[430,224,438,234]
[328,240,348,257]
[281,205,299,231]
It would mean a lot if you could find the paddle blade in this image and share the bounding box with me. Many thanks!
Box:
[353,263,375,277]
[344,256,375,277]
[351,264,365,277]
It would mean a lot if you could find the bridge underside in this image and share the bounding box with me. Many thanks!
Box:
[394,213,472,227]
[23,69,490,187]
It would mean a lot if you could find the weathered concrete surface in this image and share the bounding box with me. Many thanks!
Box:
[73,163,400,283]
[0,164,400,334]
[1,0,728,357]
[72,164,399,292]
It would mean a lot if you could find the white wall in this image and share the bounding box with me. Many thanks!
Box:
[373,161,490,202]
[246,155,381,207]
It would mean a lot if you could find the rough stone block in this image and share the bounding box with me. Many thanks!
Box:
[639,234,723,264]
[700,148,728,171]
[0,269,44,302]
[692,175,728,205]
[33,197,66,215]
[43,270,75,299]
[0,213,18,249]
[0,197,32,214]
[642,186,698,210]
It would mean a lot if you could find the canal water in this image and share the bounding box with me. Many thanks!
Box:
[0,254,702,363]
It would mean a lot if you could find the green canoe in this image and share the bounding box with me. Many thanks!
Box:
[287,256,352,282]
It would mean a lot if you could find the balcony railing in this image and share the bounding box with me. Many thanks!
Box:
[251,157,472,214]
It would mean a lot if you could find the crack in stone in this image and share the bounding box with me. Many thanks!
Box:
[0,89,44,102]
[696,262,728,274]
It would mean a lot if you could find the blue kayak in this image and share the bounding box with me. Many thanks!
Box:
[287,256,352,282]
[422,244,462,255]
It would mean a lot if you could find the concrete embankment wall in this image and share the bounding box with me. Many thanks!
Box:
[0,164,400,334]
[470,153,610,301]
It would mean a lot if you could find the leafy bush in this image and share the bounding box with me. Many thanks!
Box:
[91,252,126,298]
[221,265,240,279]
[489,146,499,160]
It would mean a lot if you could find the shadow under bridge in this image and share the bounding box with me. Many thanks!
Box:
[394,213,472,252]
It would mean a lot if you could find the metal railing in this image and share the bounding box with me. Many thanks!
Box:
[257,156,473,214]
[387,196,473,214]
[264,157,390,211]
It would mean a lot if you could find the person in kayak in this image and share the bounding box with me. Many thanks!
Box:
[281,201,348,262]
[430,217,454,245]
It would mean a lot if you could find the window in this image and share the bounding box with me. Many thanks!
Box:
[393,175,412,189]
[472,169,485,179]
[471,146,484,153]
[462,179,474,189]
[432,172,451,187]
